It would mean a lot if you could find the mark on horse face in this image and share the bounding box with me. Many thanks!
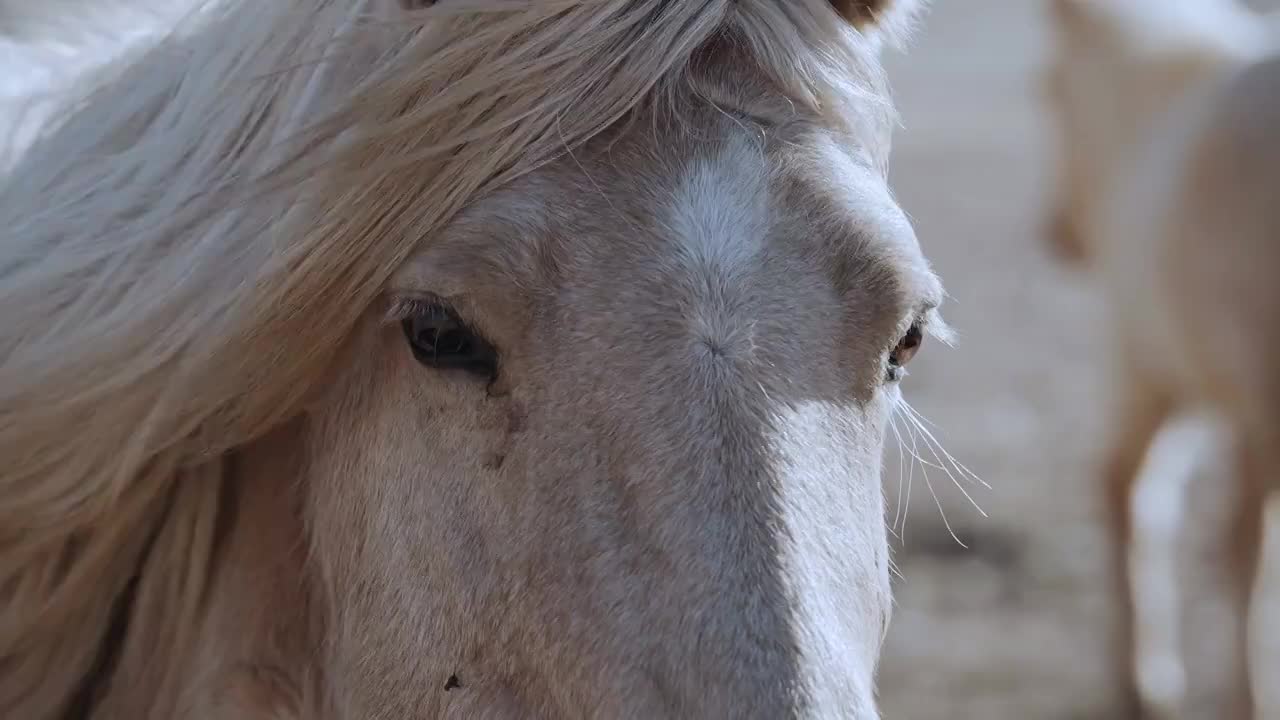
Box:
[444,674,462,691]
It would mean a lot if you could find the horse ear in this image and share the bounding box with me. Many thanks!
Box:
[828,1,927,46]
[829,1,893,27]
[1048,0,1104,36]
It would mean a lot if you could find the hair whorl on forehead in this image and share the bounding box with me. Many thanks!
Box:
[0,0,902,715]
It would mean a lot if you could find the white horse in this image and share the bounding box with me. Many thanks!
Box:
[0,0,943,717]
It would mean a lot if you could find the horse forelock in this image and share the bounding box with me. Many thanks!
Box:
[0,0,903,715]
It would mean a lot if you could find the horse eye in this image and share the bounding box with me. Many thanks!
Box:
[886,322,924,382]
[401,304,498,379]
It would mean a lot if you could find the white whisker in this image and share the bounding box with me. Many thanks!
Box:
[899,404,921,540]
[887,551,904,582]
[899,408,969,549]
[900,403,988,519]
[888,411,908,536]
[902,401,991,490]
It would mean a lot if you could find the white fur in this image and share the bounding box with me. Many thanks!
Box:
[669,139,770,273]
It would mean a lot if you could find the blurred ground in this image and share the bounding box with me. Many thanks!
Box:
[877,2,1280,718]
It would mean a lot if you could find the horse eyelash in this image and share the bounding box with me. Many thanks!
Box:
[384,296,443,325]
[921,308,956,347]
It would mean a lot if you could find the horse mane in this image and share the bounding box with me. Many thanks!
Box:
[0,0,909,714]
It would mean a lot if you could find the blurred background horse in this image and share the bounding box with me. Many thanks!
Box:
[1043,0,1280,716]
[876,1,1280,718]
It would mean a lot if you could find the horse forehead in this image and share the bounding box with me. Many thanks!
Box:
[390,121,906,295]
[659,130,894,265]
[664,136,773,269]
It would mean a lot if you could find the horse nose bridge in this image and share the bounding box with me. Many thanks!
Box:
[615,352,774,474]
[554,342,891,717]
[617,380,813,671]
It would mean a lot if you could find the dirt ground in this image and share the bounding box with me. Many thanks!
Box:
[876,2,1280,718]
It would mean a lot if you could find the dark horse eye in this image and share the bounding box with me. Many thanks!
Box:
[886,322,924,382]
[401,304,498,379]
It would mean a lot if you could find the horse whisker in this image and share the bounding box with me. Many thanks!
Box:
[897,406,969,549]
[901,401,990,490]
[888,412,909,537]
[898,403,988,521]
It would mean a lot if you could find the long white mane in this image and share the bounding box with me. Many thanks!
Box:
[0,0,202,168]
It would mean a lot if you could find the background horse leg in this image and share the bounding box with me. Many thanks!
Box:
[1128,413,1226,718]
[1101,377,1172,719]
[1220,437,1270,720]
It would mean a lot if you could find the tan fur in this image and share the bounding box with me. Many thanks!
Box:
[831,0,926,39]
[0,0,940,717]
[1044,0,1280,716]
